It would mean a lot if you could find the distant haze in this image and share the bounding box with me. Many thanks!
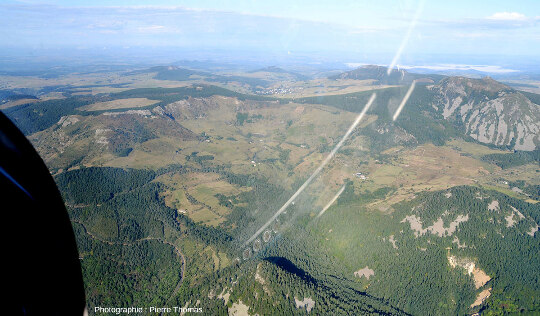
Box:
[0,0,539,71]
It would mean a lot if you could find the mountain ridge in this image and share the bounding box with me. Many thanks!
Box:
[429,76,540,151]
[329,65,445,84]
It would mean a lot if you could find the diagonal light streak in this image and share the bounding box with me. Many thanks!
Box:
[387,0,426,75]
[243,93,377,246]
[392,80,416,121]
[316,184,346,219]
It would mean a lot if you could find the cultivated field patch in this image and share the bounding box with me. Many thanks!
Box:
[79,98,159,111]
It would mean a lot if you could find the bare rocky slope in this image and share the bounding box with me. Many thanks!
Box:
[429,77,540,151]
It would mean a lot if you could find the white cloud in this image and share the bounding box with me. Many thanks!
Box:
[87,21,125,30]
[422,12,538,31]
[138,25,164,31]
[453,32,494,38]
[399,64,519,74]
[348,26,390,34]
[487,12,527,21]
[136,25,176,33]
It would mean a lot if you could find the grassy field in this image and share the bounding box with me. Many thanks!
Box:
[79,98,159,111]
[268,78,395,98]
[157,172,250,227]
[447,139,509,159]
[0,98,39,109]
[329,143,493,212]
[24,80,539,228]
[8,64,540,316]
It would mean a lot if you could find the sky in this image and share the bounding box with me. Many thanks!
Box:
[0,0,539,68]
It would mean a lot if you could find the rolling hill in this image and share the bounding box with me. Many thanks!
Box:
[429,76,540,150]
[1,66,539,315]
[329,65,445,85]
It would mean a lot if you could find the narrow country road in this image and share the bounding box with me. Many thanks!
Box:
[71,219,186,305]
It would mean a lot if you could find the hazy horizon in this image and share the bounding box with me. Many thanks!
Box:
[1,0,539,74]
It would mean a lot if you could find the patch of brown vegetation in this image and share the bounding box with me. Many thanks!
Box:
[0,98,38,109]
[354,266,375,279]
[472,268,491,289]
[79,98,159,111]
[471,288,492,308]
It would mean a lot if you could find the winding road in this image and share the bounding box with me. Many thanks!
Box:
[71,219,186,304]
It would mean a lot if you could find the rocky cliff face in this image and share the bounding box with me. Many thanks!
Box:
[430,77,540,151]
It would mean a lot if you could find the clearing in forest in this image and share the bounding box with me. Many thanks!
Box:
[79,98,159,111]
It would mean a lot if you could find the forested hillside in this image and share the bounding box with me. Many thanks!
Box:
[312,185,539,315]
[3,69,538,315]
